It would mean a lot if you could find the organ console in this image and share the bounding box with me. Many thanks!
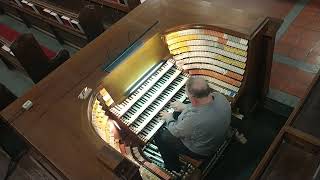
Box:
[88,16,281,177]
[0,0,282,179]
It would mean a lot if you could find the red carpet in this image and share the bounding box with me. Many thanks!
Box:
[0,24,56,59]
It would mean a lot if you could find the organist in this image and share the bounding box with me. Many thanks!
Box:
[155,77,231,172]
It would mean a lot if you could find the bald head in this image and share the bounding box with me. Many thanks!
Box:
[186,77,211,98]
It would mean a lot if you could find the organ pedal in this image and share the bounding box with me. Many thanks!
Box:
[235,130,247,144]
[232,108,244,120]
[232,112,244,120]
[179,155,203,168]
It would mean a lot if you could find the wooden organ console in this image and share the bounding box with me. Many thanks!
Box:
[89,18,281,178]
[0,0,282,179]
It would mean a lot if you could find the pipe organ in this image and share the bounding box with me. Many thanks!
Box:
[89,22,278,179]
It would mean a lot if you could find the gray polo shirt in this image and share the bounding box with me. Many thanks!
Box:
[167,92,231,156]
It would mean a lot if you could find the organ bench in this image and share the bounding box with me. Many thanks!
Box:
[0,0,281,179]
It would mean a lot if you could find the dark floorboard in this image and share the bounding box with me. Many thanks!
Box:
[206,103,291,180]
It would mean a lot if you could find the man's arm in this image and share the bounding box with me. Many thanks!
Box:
[167,112,196,138]
[170,101,191,112]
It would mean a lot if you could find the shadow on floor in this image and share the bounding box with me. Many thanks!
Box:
[206,102,291,180]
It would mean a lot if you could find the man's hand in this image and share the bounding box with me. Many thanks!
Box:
[170,101,186,112]
[160,111,173,122]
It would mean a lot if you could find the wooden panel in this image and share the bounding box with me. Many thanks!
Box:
[293,77,320,139]
[10,70,120,180]
[33,0,85,14]
[42,0,141,13]
[260,136,320,180]
[53,27,87,48]
[0,37,27,74]
[0,2,21,19]
[22,12,54,33]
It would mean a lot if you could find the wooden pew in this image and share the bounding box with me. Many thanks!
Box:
[88,0,141,12]
[251,72,320,180]
[0,36,25,73]
[43,0,140,13]
[9,33,70,83]
[78,5,105,42]
[0,0,138,48]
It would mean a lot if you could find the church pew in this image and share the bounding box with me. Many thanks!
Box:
[0,0,133,48]
[9,33,70,83]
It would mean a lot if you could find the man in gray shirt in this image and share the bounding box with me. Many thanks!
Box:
[155,77,231,171]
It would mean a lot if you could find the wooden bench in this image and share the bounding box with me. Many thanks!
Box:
[179,128,236,179]
[9,33,70,83]
[0,36,25,73]
[0,0,139,48]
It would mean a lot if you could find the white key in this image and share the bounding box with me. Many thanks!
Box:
[110,60,174,117]
[139,88,187,142]
[132,76,188,133]
[122,68,182,125]
[140,120,163,142]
